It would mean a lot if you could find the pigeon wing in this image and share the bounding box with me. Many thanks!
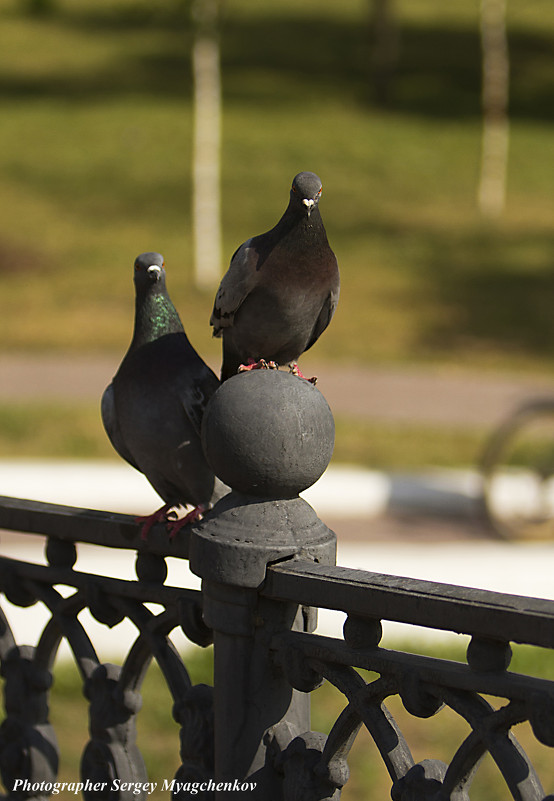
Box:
[305,284,340,352]
[210,240,259,336]
[101,383,141,472]
[175,361,220,436]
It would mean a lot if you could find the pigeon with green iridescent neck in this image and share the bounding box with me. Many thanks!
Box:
[210,171,340,382]
[101,252,227,539]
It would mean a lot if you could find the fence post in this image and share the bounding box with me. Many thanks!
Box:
[189,370,337,798]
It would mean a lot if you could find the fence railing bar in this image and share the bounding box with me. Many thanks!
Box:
[264,560,554,648]
[0,555,200,606]
[273,629,554,701]
[0,495,190,558]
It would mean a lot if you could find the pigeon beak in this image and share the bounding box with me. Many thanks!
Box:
[302,198,315,217]
[147,265,162,279]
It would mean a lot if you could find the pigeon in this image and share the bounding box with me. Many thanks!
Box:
[210,171,340,382]
[101,252,227,539]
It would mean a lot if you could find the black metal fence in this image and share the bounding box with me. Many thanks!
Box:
[0,492,553,801]
[0,370,552,800]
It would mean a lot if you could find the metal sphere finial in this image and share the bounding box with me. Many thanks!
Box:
[201,370,335,499]
[191,369,337,587]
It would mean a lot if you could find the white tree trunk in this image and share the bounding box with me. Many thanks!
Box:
[192,0,222,289]
[478,0,510,218]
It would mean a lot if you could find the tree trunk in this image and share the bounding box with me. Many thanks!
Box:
[192,0,222,289]
[478,0,510,218]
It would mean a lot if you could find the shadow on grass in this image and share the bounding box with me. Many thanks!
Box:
[416,226,554,359]
[333,207,554,365]
[2,5,553,121]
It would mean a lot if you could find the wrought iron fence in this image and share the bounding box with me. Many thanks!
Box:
[0,370,552,800]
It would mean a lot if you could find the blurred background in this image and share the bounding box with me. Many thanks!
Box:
[1,2,554,796]
[0,0,553,480]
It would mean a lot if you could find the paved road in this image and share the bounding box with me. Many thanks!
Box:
[1,353,553,428]
[1,354,553,543]
[0,458,491,543]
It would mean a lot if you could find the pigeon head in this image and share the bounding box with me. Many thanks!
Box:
[290,172,323,217]
[133,252,166,293]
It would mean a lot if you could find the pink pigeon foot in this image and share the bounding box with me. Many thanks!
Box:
[289,363,317,384]
[238,359,278,374]
[166,505,206,539]
[136,502,175,541]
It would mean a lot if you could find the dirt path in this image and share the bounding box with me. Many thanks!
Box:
[1,353,553,429]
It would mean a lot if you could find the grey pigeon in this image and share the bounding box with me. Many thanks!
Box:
[102,252,227,538]
[210,171,340,381]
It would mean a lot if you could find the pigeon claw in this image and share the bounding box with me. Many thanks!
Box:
[238,359,278,374]
[166,505,205,539]
[136,503,175,541]
[289,363,317,385]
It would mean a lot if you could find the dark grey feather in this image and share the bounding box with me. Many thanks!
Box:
[102,252,227,521]
[210,172,340,381]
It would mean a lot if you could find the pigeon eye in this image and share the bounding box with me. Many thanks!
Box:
[134,263,140,271]
[292,185,297,194]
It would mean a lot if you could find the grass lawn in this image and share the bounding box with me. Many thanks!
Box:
[0,0,553,374]
[0,401,489,469]
[0,0,552,468]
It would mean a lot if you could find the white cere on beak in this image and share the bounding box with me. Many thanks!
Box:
[147,265,162,276]
[302,198,315,215]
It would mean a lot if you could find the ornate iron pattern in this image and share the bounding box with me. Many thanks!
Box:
[0,496,213,800]
[0,495,553,800]
[264,562,554,800]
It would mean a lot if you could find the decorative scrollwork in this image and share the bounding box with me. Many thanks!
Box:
[0,564,37,608]
[279,644,324,694]
[0,536,215,798]
[178,600,213,649]
[529,692,554,748]
[0,495,553,800]
[342,614,382,649]
[266,721,344,801]
[87,585,126,629]
[134,553,168,585]
[466,636,512,673]
[399,673,443,719]
[391,759,460,801]
[45,538,77,570]
[81,662,147,798]
[172,683,214,798]
[0,639,58,798]
[271,630,554,800]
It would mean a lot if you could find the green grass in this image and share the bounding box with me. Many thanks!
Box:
[0,402,489,469]
[0,403,113,459]
[25,642,552,799]
[0,0,553,375]
[333,416,487,469]
[0,0,553,469]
